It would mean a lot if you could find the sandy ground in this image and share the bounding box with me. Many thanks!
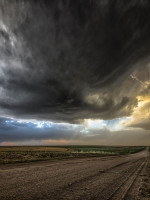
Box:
[0,149,149,200]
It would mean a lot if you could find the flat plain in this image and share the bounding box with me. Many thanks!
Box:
[0,146,145,164]
[0,146,150,200]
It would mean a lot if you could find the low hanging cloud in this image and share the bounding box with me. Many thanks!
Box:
[0,0,150,123]
[0,117,150,146]
[0,117,111,144]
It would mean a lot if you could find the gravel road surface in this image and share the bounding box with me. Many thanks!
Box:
[0,149,149,200]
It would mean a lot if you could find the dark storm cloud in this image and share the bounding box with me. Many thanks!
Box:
[0,0,150,122]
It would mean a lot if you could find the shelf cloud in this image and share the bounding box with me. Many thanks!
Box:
[0,0,150,145]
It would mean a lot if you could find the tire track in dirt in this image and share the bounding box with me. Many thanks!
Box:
[50,158,145,200]
[107,158,147,200]
[125,149,150,200]
[0,150,148,200]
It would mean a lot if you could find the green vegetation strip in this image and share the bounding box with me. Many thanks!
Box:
[68,146,146,154]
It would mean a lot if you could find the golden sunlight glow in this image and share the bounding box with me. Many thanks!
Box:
[144,81,150,88]
[124,93,150,128]
[132,95,150,119]
[136,96,150,108]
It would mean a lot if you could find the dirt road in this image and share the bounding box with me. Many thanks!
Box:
[0,149,149,200]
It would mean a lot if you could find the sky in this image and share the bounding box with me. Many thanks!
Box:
[0,0,150,146]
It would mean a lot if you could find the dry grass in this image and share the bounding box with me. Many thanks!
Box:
[0,146,69,152]
[0,146,146,164]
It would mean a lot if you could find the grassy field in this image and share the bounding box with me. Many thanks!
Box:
[0,146,146,164]
[69,146,146,154]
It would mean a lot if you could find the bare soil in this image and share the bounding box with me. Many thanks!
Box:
[0,149,149,200]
